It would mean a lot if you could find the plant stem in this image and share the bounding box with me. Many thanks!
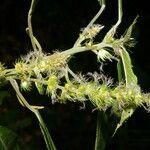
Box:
[95,1,123,150]
[9,79,56,150]
[62,42,112,56]
[116,0,123,26]
[3,42,111,76]
[117,59,124,82]
[104,0,123,39]
[28,0,38,52]
[73,1,106,47]
[35,111,56,150]
[85,0,106,29]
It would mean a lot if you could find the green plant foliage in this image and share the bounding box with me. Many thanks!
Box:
[113,108,135,136]
[119,47,137,86]
[0,0,149,149]
[113,16,139,135]
[123,15,139,47]
[0,126,20,150]
[94,112,108,150]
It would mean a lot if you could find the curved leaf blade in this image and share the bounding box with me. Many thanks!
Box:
[119,47,137,86]
[95,111,108,150]
[113,108,135,136]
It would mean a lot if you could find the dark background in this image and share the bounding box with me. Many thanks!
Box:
[0,0,150,149]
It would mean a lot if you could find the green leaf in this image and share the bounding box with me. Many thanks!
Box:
[94,111,108,150]
[115,41,138,136]
[119,47,137,86]
[113,108,135,136]
[123,15,139,44]
[0,126,20,150]
[35,111,57,150]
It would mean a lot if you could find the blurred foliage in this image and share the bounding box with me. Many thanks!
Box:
[0,125,20,150]
[0,91,10,105]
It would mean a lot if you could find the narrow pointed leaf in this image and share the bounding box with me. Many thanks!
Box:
[119,47,137,86]
[95,111,108,150]
[123,15,139,43]
[115,46,138,135]
[113,108,134,136]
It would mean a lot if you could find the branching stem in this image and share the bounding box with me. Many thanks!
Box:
[104,0,123,39]
[62,43,111,56]
[9,79,56,150]
[73,1,106,47]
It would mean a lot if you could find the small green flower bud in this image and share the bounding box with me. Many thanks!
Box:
[21,80,31,91]
[15,62,27,73]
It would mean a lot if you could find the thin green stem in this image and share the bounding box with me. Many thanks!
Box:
[9,79,35,112]
[64,67,71,83]
[28,0,38,52]
[117,59,124,82]
[35,111,56,150]
[62,43,112,56]
[73,1,106,47]
[2,43,112,76]
[116,0,123,26]
[104,0,123,39]
[9,79,56,150]
[26,28,42,51]
[67,67,82,83]
[86,2,105,28]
